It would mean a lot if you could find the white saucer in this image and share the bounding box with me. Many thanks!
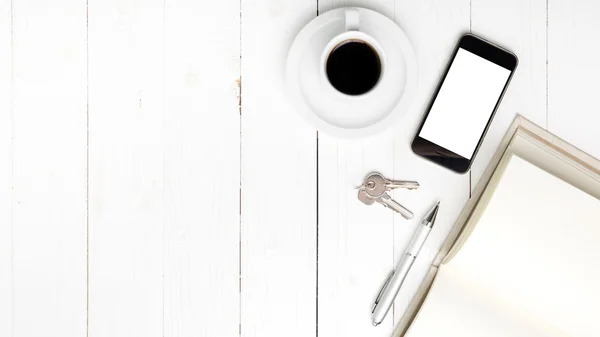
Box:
[286,7,418,138]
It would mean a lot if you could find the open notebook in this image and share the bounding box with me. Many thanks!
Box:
[395,117,600,336]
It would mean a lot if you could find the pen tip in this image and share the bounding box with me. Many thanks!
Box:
[423,202,440,226]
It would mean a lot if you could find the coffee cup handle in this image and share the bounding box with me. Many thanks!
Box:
[345,8,359,31]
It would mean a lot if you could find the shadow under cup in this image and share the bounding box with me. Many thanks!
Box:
[325,39,382,96]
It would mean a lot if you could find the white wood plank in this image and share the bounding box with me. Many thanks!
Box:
[318,0,394,18]
[317,133,396,337]
[392,0,470,325]
[162,0,240,336]
[0,0,11,335]
[87,1,163,336]
[470,0,547,187]
[548,0,600,158]
[316,2,397,336]
[240,0,317,336]
[11,0,87,336]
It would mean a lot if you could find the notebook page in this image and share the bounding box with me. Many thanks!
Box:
[405,267,567,337]
[447,155,600,335]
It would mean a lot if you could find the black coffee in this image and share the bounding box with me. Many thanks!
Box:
[326,40,381,96]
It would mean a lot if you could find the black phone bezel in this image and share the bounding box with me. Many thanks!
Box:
[411,34,518,174]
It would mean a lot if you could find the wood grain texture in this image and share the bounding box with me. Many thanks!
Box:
[548,0,600,158]
[392,0,470,325]
[4,1,600,335]
[316,2,397,336]
[88,0,164,336]
[0,0,11,335]
[240,0,317,336]
[470,0,547,188]
[11,0,87,336]
[317,132,396,337]
[162,0,240,336]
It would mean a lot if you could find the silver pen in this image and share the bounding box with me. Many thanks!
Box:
[371,202,440,326]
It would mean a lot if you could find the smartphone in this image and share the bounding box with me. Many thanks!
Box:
[411,34,518,174]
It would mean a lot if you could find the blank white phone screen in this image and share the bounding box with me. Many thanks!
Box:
[419,48,511,159]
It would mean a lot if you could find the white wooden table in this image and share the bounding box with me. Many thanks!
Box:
[1,0,598,336]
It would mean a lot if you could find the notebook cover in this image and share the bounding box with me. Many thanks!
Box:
[393,115,600,336]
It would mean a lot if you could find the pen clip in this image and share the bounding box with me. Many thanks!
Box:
[372,270,394,313]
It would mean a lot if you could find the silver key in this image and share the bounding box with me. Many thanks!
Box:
[357,188,375,205]
[364,172,420,191]
[358,172,418,219]
[374,193,414,219]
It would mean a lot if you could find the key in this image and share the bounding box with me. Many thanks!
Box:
[374,192,414,219]
[365,172,420,191]
[357,188,375,206]
[358,172,417,219]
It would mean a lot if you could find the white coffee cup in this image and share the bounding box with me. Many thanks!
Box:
[320,8,387,97]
